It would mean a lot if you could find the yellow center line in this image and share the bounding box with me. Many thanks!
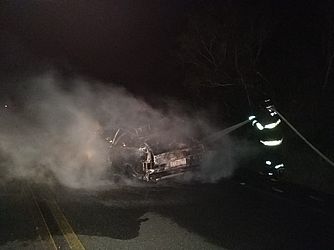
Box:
[45,192,86,250]
[26,184,58,250]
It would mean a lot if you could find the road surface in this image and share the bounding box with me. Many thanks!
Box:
[1,177,334,250]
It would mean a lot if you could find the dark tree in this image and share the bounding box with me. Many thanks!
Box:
[321,2,334,91]
[177,1,273,118]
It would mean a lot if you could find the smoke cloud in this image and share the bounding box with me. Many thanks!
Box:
[0,73,246,189]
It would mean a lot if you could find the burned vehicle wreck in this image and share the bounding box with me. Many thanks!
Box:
[104,126,205,182]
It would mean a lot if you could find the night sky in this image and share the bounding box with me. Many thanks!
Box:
[0,1,330,87]
[0,1,333,130]
[0,0,191,96]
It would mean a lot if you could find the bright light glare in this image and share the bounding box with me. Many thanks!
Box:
[260,139,283,146]
[264,119,281,129]
[256,122,264,130]
[274,164,284,169]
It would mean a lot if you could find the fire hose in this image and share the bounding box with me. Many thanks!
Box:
[203,110,334,168]
[274,108,334,167]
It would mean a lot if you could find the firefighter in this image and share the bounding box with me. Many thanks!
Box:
[248,98,285,179]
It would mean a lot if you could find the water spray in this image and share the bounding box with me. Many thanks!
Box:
[202,119,250,144]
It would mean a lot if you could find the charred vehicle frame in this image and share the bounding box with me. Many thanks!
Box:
[104,126,205,182]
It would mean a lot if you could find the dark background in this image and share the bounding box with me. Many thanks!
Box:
[1,0,333,190]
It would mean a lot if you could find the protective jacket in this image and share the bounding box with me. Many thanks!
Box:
[249,105,283,147]
[249,102,285,177]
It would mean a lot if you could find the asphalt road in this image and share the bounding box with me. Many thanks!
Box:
[1,177,334,250]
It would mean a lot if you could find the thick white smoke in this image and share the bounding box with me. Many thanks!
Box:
[0,73,245,189]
